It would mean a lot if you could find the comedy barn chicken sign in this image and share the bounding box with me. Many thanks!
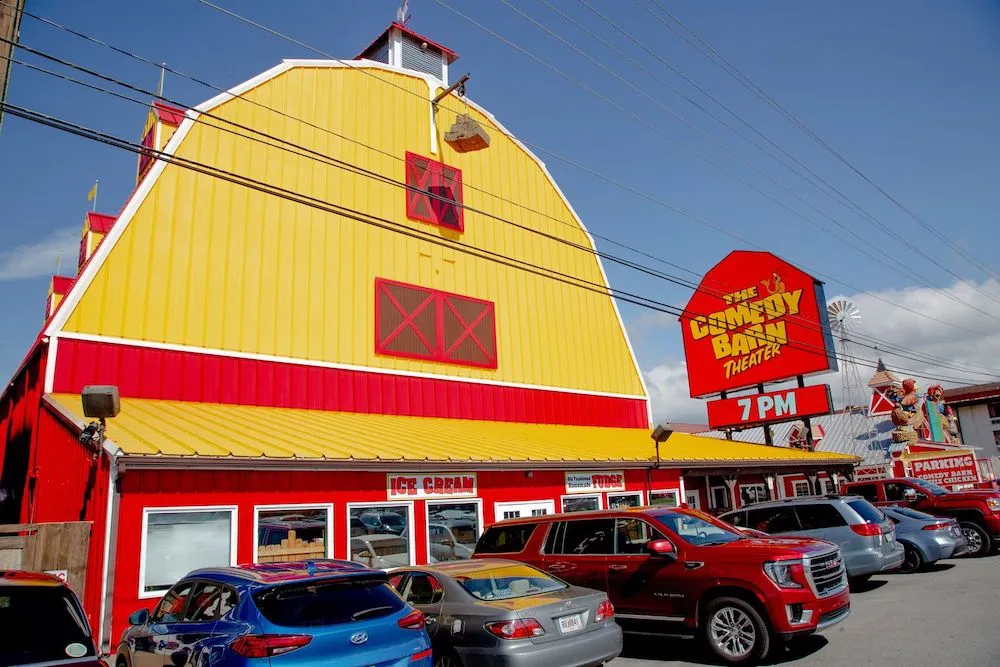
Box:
[681,251,838,399]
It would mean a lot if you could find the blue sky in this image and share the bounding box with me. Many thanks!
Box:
[2,1,999,420]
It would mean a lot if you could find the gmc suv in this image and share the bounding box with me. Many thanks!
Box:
[473,507,850,665]
[843,477,1000,557]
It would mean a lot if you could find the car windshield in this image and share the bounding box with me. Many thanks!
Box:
[910,479,949,496]
[653,509,743,546]
[847,499,886,523]
[455,564,566,601]
[253,576,404,626]
[0,584,96,664]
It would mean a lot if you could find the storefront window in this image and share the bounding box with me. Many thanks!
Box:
[256,507,330,563]
[427,502,480,562]
[562,495,600,513]
[793,481,810,497]
[142,509,233,594]
[740,484,768,505]
[649,490,679,507]
[349,504,411,569]
[607,492,642,509]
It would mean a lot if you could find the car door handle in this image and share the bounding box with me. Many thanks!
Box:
[608,564,628,572]
[547,564,567,572]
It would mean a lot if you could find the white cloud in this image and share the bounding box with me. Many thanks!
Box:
[0,227,79,280]
[636,278,1000,425]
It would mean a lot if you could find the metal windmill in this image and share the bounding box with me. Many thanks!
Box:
[828,298,864,411]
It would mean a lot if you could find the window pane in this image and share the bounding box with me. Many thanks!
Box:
[401,573,443,606]
[427,502,479,563]
[650,490,678,507]
[746,508,801,534]
[548,519,615,555]
[614,518,666,554]
[987,401,1000,419]
[476,524,536,554]
[793,481,811,497]
[0,585,96,664]
[740,485,768,505]
[184,583,223,622]
[152,581,195,623]
[456,564,566,601]
[144,511,231,593]
[608,493,641,509]
[562,495,600,513]
[349,505,410,568]
[257,508,328,563]
[847,499,886,524]
[849,484,879,502]
[795,504,847,530]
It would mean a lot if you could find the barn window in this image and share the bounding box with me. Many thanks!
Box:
[405,152,464,231]
[255,505,332,563]
[140,507,236,595]
[376,278,497,369]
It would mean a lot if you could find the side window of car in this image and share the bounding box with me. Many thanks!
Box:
[184,582,234,623]
[747,507,800,534]
[547,519,616,555]
[151,581,195,623]
[795,504,848,530]
[401,573,444,606]
[850,484,879,502]
[388,573,407,591]
[884,483,908,502]
[476,524,537,554]
[614,518,667,554]
[724,511,748,527]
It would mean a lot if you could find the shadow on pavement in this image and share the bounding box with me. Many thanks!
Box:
[849,578,888,593]
[917,562,956,574]
[620,634,829,665]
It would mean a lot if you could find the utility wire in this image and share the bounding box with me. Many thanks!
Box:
[3,99,995,387]
[7,42,1000,381]
[641,0,1000,280]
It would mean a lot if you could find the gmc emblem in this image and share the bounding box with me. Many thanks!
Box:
[825,559,841,570]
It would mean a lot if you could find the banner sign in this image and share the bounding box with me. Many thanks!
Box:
[706,384,834,430]
[387,473,477,499]
[565,471,626,494]
[680,251,838,398]
[911,454,979,487]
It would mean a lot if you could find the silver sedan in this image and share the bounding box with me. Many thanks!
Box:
[390,559,622,667]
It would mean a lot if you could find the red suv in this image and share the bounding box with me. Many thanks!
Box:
[473,507,850,665]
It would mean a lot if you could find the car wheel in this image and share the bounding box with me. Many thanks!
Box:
[702,596,770,665]
[960,522,991,557]
[898,543,923,574]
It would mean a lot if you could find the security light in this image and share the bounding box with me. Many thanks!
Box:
[81,385,120,420]
[651,424,673,443]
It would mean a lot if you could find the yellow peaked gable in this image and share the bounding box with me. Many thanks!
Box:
[59,63,646,397]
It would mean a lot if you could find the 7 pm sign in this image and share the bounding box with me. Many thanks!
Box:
[706,384,834,430]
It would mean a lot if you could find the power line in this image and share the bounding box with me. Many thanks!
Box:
[3,99,994,387]
[8,42,1000,382]
[641,0,1000,281]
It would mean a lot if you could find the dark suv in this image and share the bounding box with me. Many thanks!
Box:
[473,507,850,665]
[721,495,904,583]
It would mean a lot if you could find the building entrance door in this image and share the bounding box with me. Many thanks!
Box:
[494,500,555,521]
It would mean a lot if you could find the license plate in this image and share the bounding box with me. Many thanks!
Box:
[557,613,584,634]
[885,532,894,542]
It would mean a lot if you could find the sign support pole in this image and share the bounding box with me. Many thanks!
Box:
[757,384,773,446]
[720,390,733,440]
[797,375,814,451]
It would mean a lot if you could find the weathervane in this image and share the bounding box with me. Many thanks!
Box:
[396,0,411,24]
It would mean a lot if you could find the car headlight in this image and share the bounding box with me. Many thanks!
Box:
[987,497,1000,512]
[763,560,804,589]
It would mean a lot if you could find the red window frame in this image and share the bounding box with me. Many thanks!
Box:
[375,278,497,369]
[137,125,156,180]
[405,152,464,232]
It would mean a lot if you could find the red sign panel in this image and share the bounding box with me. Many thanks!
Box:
[911,454,980,487]
[387,473,478,499]
[681,251,838,398]
[706,384,834,430]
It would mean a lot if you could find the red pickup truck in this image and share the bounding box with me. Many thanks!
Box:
[843,477,1000,557]
[473,507,850,665]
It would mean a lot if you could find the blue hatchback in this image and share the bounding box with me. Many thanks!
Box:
[116,560,432,667]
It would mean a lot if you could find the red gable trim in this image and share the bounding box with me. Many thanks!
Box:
[51,275,75,294]
[86,212,117,233]
[152,101,186,126]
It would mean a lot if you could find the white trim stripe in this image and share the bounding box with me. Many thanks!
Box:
[56,331,649,401]
[44,59,650,417]
[43,335,57,393]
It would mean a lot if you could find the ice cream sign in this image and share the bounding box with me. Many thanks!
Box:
[387,473,477,499]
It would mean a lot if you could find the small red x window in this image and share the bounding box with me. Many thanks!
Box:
[405,152,464,232]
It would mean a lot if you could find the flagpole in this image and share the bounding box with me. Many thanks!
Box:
[92,178,98,212]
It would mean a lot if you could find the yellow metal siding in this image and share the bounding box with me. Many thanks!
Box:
[50,394,859,463]
[62,65,644,396]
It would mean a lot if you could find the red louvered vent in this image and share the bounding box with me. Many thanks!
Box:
[375,278,496,369]
[405,152,464,232]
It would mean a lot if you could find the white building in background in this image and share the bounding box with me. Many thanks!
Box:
[944,383,1000,452]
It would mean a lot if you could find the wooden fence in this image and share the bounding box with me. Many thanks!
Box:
[0,522,91,596]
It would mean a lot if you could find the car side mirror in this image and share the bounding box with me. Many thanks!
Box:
[645,539,676,559]
[128,608,150,626]
[440,538,454,547]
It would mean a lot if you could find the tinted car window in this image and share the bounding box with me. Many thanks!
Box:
[746,507,801,534]
[254,577,404,626]
[654,510,742,545]
[476,524,537,554]
[883,483,911,502]
[184,582,237,622]
[849,484,879,502]
[795,504,848,530]
[401,573,443,606]
[0,584,96,665]
[847,499,886,524]
[614,518,667,554]
[456,564,566,601]
[547,519,615,555]
[152,581,195,623]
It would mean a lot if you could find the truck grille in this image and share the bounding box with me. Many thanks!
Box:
[807,550,847,598]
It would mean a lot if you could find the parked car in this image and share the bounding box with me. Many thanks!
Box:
[116,561,431,667]
[351,534,411,569]
[881,506,968,572]
[1,570,105,667]
[721,495,904,583]
[843,476,1000,557]
[389,560,622,667]
[427,522,474,562]
[473,507,850,665]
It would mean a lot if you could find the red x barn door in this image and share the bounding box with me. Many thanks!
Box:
[405,152,464,231]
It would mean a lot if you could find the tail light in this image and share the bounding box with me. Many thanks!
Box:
[398,609,426,630]
[411,647,433,662]
[595,599,615,622]
[923,521,951,531]
[850,522,882,537]
[484,618,546,639]
[230,634,312,658]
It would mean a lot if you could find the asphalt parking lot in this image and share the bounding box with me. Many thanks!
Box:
[611,554,1000,666]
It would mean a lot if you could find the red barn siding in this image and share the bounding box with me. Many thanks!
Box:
[53,338,649,427]
[0,346,46,525]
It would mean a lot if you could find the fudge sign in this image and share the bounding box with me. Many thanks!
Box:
[565,471,626,494]
[680,251,838,397]
[387,473,477,499]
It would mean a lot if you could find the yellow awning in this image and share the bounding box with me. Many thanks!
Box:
[45,394,858,468]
